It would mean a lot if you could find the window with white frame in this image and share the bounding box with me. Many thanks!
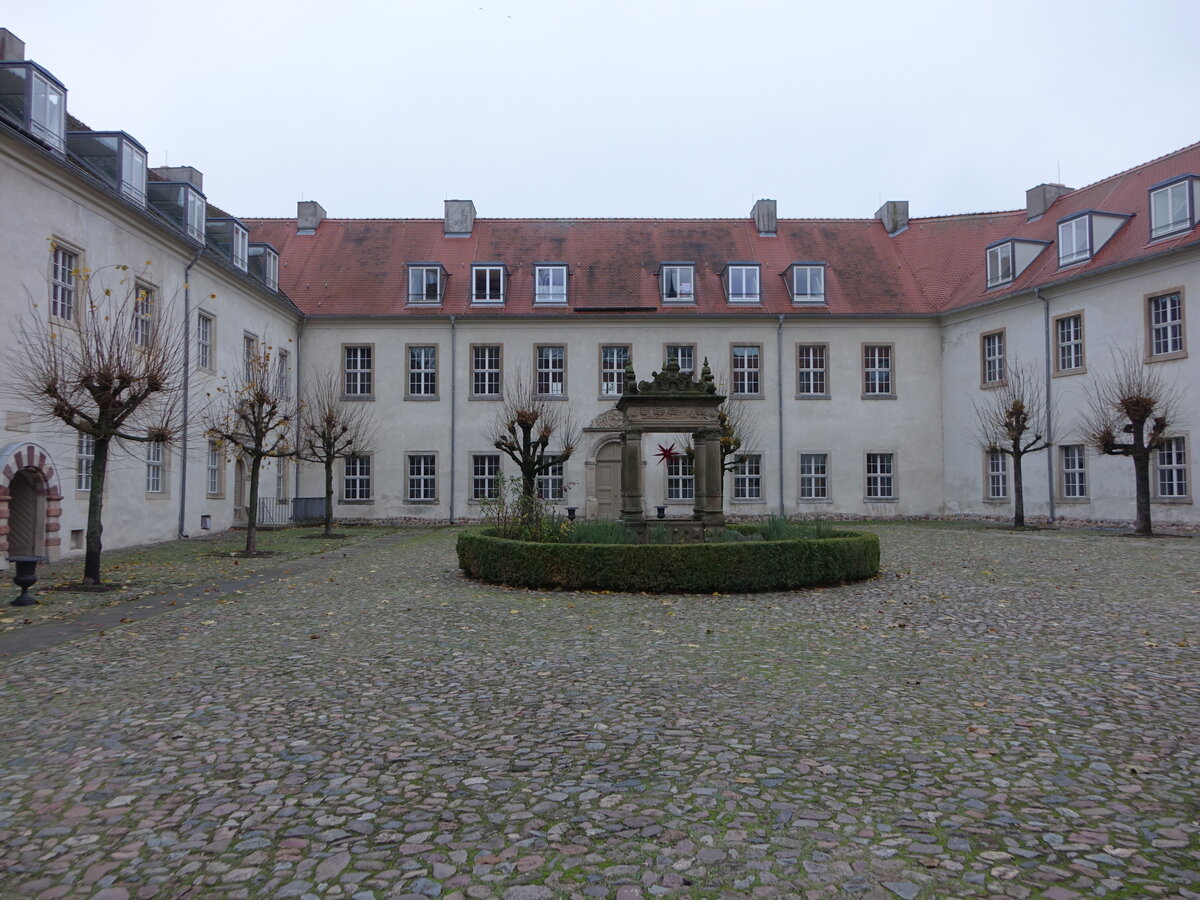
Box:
[982,331,1006,385]
[407,345,437,397]
[535,265,567,303]
[146,441,164,493]
[537,460,566,501]
[536,345,565,396]
[731,345,761,396]
[986,242,1014,287]
[472,345,501,397]
[600,345,629,395]
[232,224,249,271]
[726,265,760,302]
[1055,313,1084,372]
[665,344,694,374]
[197,312,214,370]
[344,454,372,500]
[1058,216,1090,265]
[987,450,1008,499]
[275,458,288,500]
[1061,445,1087,499]
[865,452,894,499]
[1150,179,1192,239]
[797,345,827,396]
[667,455,694,501]
[408,266,442,302]
[732,454,762,499]
[791,265,825,302]
[243,333,257,383]
[206,439,222,496]
[133,285,154,347]
[185,190,206,242]
[76,432,94,492]
[473,265,504,303]
[472,453,501,500]
[408,454,437,501]
[1156,437,1188,498]
[863,345,893,395]
[51,246,77,320]
[1148,292,1184,357]
[661,265,694,302]
[799,453,827,500]
[344,345,373,396]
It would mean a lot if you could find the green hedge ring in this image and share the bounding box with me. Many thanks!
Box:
[456,527,880,593]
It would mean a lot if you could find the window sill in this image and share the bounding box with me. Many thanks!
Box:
[731,393,765,401]
[797,497,832,504]
[341,394,375,402]
[727,299,762,305]
[1146,350,1187,363]
[661,298,696,305]
[1151,496,1192,505]
[731,497,766,504]
[206,493,225,500]
[861,393,897,400]
[791,298,827,306]
[985,280,1014,291]
[338,499,374,506]
[1052,366,1086,378]
[404,394,441,402]
[471,300,504,306]
[404,498,439,505]
[1056,497,1089,504]
[469,394,501,401]
[535,394,569,401]
[980,380,1007,390]
[1148,223,1193,242]
[864,496,897,503]
[533,300,568,307]
[1057,256,1091,269]
[795,393,831,401]
[982,497,1009,504]
[407,299,442,306]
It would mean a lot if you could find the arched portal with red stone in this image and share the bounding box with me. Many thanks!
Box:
[0,441,64,565]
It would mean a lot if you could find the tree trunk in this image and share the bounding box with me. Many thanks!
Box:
[246,455,262,553]
[1012,451,1025,529]
[83,436,110,585]
[1133,451,1153,535]
[323,457,335,537]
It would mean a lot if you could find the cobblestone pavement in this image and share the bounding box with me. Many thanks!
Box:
[0,523,1197,899]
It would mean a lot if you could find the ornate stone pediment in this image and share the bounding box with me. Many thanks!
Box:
[585,409,628,431]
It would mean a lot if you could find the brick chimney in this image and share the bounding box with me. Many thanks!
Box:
[875,200,909,236]
[1025,183,1073,220]
[297,200,326,234]
[444,199,476,237]
[0,28,26,61]
[751,199,777,236]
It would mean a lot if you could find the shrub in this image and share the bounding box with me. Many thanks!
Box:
[756,515,835,541]
[560,520,636,544]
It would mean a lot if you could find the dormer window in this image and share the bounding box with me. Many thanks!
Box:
[987,243,1013,286]
[1056,211,1129,268]
[408,264,445,303]
[147,182,206,242]
[660,263,695,302]
[789,263,826,303]
[724,264,760,302]
[534,265,568,304]
[207,218,250,271]
[472,264,505,303]
[1149,176,1195,239]
[248,244,279,291]
[67,132,147,204]
[0,62,66,152]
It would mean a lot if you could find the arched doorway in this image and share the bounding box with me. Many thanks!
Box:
[592,439,621,519]
[8,471,39,556]
[0,441,64,566]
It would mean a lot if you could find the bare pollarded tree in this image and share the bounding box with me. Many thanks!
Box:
[973,362,1051,528]
[11,258,185,585]
[491,370,579,513]
[1082,347,1182,536]
[297,369,377,537]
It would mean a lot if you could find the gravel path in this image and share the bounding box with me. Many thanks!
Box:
[0,523,1196,899]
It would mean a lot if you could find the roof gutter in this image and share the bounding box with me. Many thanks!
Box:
[177,246,204,539]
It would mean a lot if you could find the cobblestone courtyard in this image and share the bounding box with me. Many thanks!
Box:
[0,523,1197,899]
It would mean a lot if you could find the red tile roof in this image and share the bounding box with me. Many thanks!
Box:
[245,141,1200,319]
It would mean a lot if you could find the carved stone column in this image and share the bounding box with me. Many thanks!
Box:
[693,427,724,523]
[691,430,710,521]
[619,429,644,522]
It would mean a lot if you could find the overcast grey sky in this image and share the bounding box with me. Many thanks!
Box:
[7,1,1199,220]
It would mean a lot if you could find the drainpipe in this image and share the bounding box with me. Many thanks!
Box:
[449,315,457,525]
[293,315,306,501]
[177,246,204,539]
[1036,288,1056,524]
[776,314,786,516]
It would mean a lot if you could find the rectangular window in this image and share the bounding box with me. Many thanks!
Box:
[732,454,762,500]
[537,461,566,501]
[797,344,827,396]
[472,453,501,500]
[792,265,825,302]
[407,454,437,502]
[731,345,761,396]
[51,246,77,320]
[1150,180,1192,239]
[986,243,1013,287]
[76,432,94,492]
[276,350,290,398]
[472,265,505,303]
[408,266,442,302]
[1058,216,1090,265]
[407,345,438,397]
[197,312,214,370]
[661,265,695,302]
[536,345,566,396]
[987,450,1008,499]
[535,265,567,303]
[275,459,288,500]
[1061,445,1087,499]
[863,345,893,396]
[1156,436,1188,499]
[665,344,694,374]
[344,454,372,501]
[232,224,249,271]
[243,333,258,383]
[1054,313,1084,372]
[727,265,760,302]
[133,285,154,348]
[799,453,827,500]
[1148,291,1185,358]
[185,189,206,242]
[146,441,164,493]
[981,331,1006,385]
[865,452,894,499]
[667,455,694,501]
[206,439,222,496]
[344,345,373,396]
[472,345,502,397]
[600,345,629,396]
